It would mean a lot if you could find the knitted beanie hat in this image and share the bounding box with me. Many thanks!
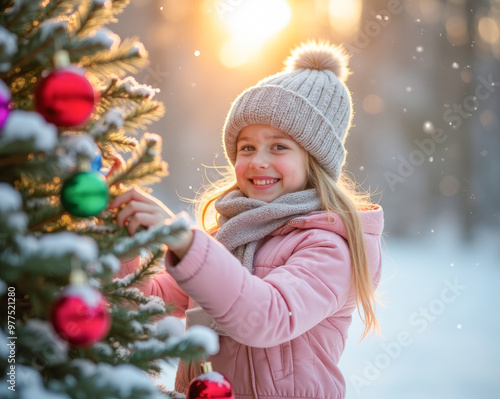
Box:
[222,40,353,182]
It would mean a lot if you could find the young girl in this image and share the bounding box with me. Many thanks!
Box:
[111,40,384,399]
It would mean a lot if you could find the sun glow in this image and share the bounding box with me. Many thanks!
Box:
[217,0,292,68]
[328,0,362,38]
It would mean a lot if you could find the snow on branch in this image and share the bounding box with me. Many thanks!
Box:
[0,110,58,155]
[109,214,191,259]
[22,319,69,365]
[155,316,185,338]
[165,325,219,356]
[116,76,159,99]
[39,18,69,42]
[87,28,121,51]
[0,184,28,235]
[93,0,112,5]
[1,364,70,399]
[57,134,99,170]
[35,232,99,262]
[138,295,166,314]
[1,232,99,269]
[127,41,147,58]
[90,108,125,138]
[0,25,18,70]
[0,183,22,214]
[69,361,163,398]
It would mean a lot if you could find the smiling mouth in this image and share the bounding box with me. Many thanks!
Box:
[250,179,280,185]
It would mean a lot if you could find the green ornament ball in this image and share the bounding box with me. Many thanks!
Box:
[61,171,109,217]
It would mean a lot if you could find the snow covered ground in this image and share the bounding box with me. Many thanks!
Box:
[156,224,500,399]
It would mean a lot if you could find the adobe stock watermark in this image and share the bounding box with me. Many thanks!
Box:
[141,64,170,86]
[384,73,498,192]
[350,278,466,395]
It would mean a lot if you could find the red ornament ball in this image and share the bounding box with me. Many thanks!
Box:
[51,282,111,347]
[35,66,98,127]
[187,370,234,399]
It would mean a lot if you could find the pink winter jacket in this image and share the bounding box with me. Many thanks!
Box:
[118,205,384,399]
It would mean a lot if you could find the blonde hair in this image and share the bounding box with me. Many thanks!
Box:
[189,155,381,340]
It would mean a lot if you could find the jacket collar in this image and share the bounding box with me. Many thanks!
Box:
[270,204,384,240]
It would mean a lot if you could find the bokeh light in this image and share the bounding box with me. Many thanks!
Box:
[362,94,384,115]
[478,17,500,44]
[445,15,469,46]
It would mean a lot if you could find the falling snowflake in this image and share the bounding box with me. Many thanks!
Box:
[423,121,434,133]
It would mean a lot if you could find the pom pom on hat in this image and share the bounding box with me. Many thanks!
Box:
[284,40,350,83]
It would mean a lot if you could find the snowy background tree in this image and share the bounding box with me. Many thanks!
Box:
[0,1,218,398]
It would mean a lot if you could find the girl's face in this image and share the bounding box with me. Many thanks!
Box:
[235,124,308,202]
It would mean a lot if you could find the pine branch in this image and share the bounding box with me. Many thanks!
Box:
[81,37,149,79]
[100,215,190,261]
[107,300,174,348]
[106,133,161,185]
[3,0,40,35]
[1,36,55,81]
[70,0,94,36]
[103,250,164,294]
[27,204,66,232]
[14,175,75,232]
[105,131,138,153]
[122,100,165,134]
[46,360,164,399]
[89,99,164,162]
[36,0,79,24]
[16,175,62,199]
[72,0,115,37]
[0,0,15,14]
[111,0,130,17]
[67,33,119,64]
[119,161,168,187]
[0,19,68,83]
[99,76,159,113]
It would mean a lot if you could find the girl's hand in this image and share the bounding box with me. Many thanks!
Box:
[109,188,194,261]
[109,188,175,236]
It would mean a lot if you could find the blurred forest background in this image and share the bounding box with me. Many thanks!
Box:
[109,1,500,397]
[111,0,500,242]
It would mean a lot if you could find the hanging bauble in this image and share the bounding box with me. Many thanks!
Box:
[61,171,109,217]
[51,269,111,347]
[35,50,98,127]
[90,149,103,172]
[0,79,12,130]
[187,362,234,399]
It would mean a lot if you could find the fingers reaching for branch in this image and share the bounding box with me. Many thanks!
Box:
[110,187,176,235]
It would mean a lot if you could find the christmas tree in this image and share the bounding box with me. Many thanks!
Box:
[0,1,218,398]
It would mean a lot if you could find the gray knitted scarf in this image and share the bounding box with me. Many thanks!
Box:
[185,188,322,335]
